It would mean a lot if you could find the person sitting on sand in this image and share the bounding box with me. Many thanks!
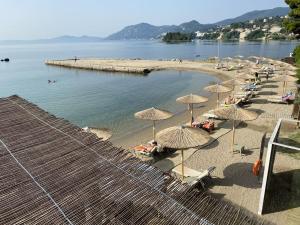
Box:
[147,141,163,153]
[225,95,235,105]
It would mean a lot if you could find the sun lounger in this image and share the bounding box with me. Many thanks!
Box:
[241,83,260,91]
[267,96,288,104]
[215,63,226,69]
[268,95,294,104]
[202,110,220,119]
[132,142,163,156]
[186,166,216,189]
[192,120,215,133]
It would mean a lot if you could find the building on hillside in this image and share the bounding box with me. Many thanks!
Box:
[270,25,282,33]
[195,31,205,38]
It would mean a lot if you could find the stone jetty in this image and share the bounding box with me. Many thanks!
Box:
[45,59,154,74]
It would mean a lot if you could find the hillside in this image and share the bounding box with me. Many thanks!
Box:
[106,7,289,40]
[215,7,290,26]
[107,21,212,40]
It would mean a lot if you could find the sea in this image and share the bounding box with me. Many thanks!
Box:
[0,40,298,138]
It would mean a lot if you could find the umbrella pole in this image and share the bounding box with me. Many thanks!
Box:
[181,149,185,180]
[282,81,285,96]
[217,92,220,108]
[191,104,194,126]
[232,119,236,153]
[153,121,156,141]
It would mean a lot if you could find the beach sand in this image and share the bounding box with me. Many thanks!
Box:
[47,57,299,224]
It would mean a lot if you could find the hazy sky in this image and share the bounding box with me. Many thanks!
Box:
[0,0,287,40]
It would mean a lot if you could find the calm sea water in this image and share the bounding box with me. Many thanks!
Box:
[0,40,298,138]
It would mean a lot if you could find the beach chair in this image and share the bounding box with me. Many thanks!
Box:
[267,96,288,104]
[187,166,216,189]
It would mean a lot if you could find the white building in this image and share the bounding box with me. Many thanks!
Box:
[263,19,268,23]
[270,25,281,33]
[195,31,205,38]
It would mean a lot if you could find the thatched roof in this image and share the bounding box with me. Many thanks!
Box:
[0,96,270,225]
[176,94,208,104]
[135,107,173,121]
[157,126,210,149]
[213,105,258,121]
[204,84,232,93]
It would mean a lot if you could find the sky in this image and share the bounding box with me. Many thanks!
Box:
[0,0,287,40]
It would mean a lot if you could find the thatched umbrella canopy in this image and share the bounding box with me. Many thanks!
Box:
[204,84,232,108]
[135,107,173,141]
[213,105,258,152]
[280,65,297,73]
[176,94,208,126]
[222,79,244,86]
[224,57,233,67]
[286,70,297,76]
[222,79,245,94]
[272,75,297,82]
[157,125,210,179]
[272,75,298,94]
[235,73,255,80]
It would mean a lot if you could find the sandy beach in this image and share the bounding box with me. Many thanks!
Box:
[46,57,300,224]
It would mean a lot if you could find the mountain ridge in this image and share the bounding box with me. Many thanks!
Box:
[0,7,290,43]
[107,7,290,40]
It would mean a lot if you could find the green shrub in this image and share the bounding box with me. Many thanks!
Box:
[199,32,220,40]
[245,30,265,40]
[162,32,194,43]
[222,31,240,41]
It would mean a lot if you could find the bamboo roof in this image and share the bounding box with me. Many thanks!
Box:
[0,95,271,225]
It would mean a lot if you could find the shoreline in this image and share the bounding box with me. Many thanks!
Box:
[44,58,249,148]
[45,58,239,78]
[111,71,231,149]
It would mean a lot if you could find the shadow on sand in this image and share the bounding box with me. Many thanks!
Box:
[263,169,300,214]
[212,163,262,189]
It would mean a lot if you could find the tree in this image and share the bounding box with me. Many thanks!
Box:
[284,0,300,36]
[222,31,240,41]
[245,30,265,40]
[162,32,194,43]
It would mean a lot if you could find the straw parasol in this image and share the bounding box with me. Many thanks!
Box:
[272,75,297,94]
[213,105,258,152]
[222,79,244,86]
[204,83,232,108]
[135,107,173,141]
[222,78,245,94]
[224,57,233,67]
[176,94,208,126]
[156,125,210,179]
[235,73,255,80]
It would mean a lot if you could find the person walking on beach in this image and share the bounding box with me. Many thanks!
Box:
[255,72,259,82]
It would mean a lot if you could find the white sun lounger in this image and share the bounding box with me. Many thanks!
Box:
[187,166,216,188]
